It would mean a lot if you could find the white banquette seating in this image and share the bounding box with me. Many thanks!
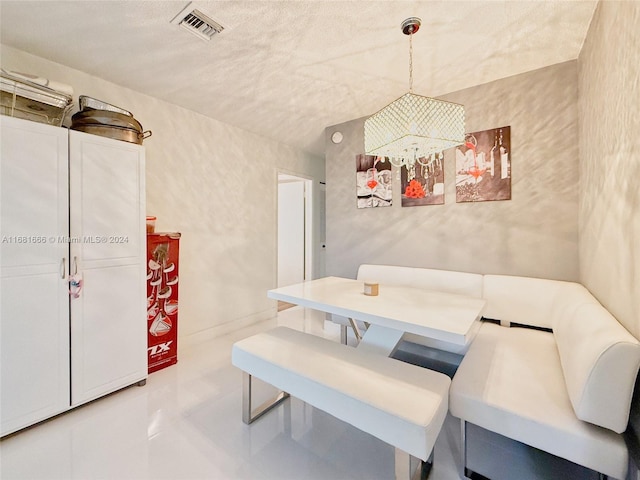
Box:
[337,265,640,480]
[232,326,451,479]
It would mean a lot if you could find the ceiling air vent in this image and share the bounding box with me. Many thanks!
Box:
[170,2,224,41]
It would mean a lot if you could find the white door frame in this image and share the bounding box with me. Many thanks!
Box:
[277,171,313,286]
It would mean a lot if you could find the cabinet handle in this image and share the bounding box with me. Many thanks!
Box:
[61,258,67,279]
[72,256,78,275]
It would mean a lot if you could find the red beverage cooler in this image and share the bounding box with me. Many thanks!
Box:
[146,232,181,373]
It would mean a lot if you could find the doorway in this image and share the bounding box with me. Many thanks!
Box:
[277,173,313,302]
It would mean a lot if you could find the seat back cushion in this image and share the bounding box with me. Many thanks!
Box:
[482,275,594,329]
[554,302,640,433]
[357,264,483,298]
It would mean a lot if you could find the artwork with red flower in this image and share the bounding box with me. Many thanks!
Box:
[400,154,445,207]
[456,126,511,203]
[404,179,426,198]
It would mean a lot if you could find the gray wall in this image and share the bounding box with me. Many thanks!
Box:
[577,1,640,338]
[326,61,579,281]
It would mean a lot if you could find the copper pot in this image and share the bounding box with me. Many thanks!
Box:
[72,109,143,131]
[71,123,152,145]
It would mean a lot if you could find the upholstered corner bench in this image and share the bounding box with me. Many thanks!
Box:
[451,274,640,480]
[232,326,451,479]
[332,265,640,480]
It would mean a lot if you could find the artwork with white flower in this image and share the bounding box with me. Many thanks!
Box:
[356,154,392,208]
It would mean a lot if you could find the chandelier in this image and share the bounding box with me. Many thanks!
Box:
[364,17,465,171]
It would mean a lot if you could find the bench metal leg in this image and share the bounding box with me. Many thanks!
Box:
[395,448,433,480]
[461,420,472,479]
[242,372,290,425]
[340,325,348,345]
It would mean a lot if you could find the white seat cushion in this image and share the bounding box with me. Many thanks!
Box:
[450,322,628,479]
[554,302,640,433]
[232,326,451,461]
[357,264,483,298]
[482,275,594,329]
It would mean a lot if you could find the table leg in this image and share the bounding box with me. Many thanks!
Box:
[348,317,363,341]
[357,325,405,356]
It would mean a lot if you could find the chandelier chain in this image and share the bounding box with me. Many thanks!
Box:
[363,17,465,165]
[409,30,413,93]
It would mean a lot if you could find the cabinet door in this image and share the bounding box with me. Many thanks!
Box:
[69,130,146,406]
[0,117,70,436]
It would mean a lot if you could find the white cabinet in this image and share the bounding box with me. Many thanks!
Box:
[68,130,147,406]
[1,117,70,435]
[0,116,147,436]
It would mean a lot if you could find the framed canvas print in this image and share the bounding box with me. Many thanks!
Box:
[356,154,392,208]
[456,126,511,203]
[400,153,445,207]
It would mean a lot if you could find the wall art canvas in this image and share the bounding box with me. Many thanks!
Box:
[456,126,511,203]
[400,153,445,207]
[356,154,392,208]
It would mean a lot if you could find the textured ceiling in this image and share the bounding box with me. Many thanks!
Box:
[0,1,597,157]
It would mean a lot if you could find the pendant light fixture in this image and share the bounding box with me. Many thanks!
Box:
[364,17,465,170]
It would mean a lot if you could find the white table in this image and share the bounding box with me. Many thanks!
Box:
[268,276,486,356]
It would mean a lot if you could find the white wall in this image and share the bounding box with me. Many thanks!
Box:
[277,180,305,287]
[325,61,580,282]
[0,45,325,340]
[577,1,640,338]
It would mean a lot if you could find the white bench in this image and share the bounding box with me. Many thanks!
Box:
[330,265,640,479]
[452,275,640,480]
[232,326,451,479]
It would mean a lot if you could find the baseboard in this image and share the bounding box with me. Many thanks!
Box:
[179,307,277,349]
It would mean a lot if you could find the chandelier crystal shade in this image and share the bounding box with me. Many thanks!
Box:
[364,18,465,165]
[364,92,465,159]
